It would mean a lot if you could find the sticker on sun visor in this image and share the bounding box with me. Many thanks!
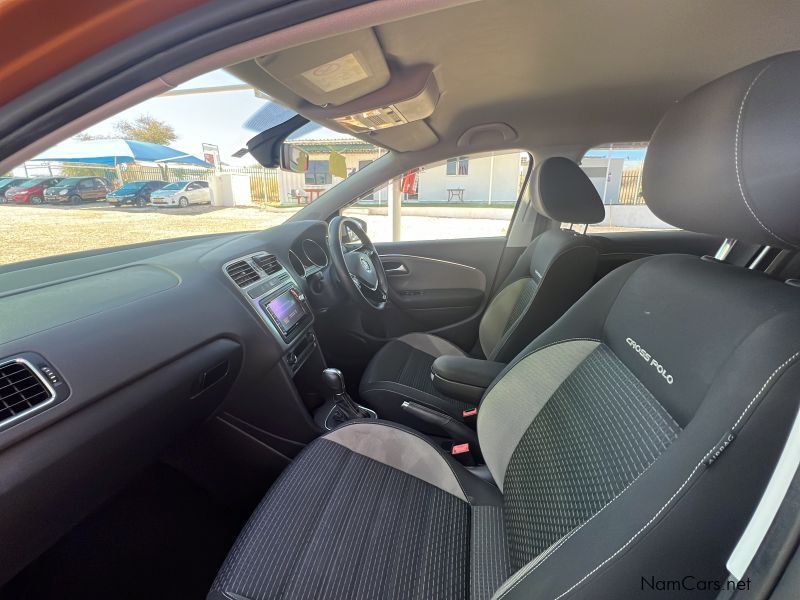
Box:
[302,53,369,92]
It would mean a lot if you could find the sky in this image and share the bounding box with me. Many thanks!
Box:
[78,70,275,166]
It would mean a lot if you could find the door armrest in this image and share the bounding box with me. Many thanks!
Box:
[431,356,506,405]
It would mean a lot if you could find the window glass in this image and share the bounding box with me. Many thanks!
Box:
[17,179,45,188]
[446,156,469,176]
[579,143,674,233]
[2,67,518,267]
[342,151,530,243]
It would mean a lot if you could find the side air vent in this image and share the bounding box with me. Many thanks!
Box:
[226,260,260,287]
[0,360,54,425]
[253,254,282,275]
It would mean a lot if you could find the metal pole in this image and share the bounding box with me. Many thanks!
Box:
[601,144,613,203]
[488,153,495,205]
[389,178,401,241]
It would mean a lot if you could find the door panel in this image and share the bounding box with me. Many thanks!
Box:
[371,236,506,350]
[381,254,486,292]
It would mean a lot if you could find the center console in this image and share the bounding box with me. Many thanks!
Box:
[224,252,316,375]
[223,251,376,442]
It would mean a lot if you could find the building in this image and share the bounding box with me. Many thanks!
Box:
[288,126,525,205]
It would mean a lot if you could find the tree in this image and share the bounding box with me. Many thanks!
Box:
[113,114,177,145]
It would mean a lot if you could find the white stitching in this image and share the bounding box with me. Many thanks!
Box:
[495,349,800,600]
[734,62,789,245]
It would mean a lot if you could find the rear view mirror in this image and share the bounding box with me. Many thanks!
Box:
[280,145,309,173]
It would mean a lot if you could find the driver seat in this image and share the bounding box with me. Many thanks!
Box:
[359,157,605,424]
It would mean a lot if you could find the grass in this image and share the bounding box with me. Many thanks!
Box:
[0,203,298,266]
[0,202,653,267]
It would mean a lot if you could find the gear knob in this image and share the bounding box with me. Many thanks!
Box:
[322,368,346,395]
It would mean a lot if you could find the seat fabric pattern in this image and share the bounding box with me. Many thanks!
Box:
[211,437,472,600]
[502,344,681,569]
[503,278,539,333]
[360,333,474,424]
[470,505,510,600]
[380,338,442,397]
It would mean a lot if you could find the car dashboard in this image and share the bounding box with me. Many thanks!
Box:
[0,219,335,585]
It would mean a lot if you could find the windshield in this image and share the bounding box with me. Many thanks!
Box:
[17,179,46,188]
[117,183,144,191]
[0,69,384,267]
[55,178,84,186]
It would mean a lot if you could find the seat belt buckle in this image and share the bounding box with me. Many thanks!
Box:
[462,408,477,418]
[451,442,470,455]
[450,442,475,466]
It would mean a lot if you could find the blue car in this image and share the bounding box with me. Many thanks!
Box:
[107,180,168,207]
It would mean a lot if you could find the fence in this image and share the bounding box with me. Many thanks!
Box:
[618,167,645,205]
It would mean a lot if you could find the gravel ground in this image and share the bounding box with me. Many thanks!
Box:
[0,202,649,266]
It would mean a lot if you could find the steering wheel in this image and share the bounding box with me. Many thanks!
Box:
[327,216,389,311]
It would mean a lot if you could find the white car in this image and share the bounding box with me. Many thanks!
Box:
[150,180,211,207]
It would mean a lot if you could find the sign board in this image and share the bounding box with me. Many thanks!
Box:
[202,143,221,170]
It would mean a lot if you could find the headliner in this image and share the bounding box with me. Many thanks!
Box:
[231,0,800,157]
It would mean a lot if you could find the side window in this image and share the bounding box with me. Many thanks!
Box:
[187,182,199,191]
[342,151,530,243]
[579,143,674,233]
[79,179,94,189]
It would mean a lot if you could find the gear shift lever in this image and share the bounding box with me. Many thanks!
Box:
[322,368,369,419]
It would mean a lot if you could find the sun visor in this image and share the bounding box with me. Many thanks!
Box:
[256,29,390,107]
[303,65,439,134]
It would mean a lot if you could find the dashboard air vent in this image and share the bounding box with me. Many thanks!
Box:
[226,260,260,287]
[0,360,53,424]
[253,254,282,275]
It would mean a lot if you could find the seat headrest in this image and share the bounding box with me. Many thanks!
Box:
[644,51,800,249]
[531,157,605,224]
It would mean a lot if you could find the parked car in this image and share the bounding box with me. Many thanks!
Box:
[5,177,63,204]
[44,177,113,204]
[0,177,29,202]
[150,180,211,207]
[107,180,168,207]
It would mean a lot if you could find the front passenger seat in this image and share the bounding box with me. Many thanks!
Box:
[359,157,605,424]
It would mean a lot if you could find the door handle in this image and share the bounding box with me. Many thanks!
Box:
[383,263,408,275]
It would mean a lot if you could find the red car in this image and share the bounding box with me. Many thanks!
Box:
[6,177,63,204]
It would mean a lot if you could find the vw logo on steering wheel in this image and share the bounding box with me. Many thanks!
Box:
[360,256,373,273]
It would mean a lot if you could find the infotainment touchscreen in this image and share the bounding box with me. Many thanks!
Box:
[264,289,306,335]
